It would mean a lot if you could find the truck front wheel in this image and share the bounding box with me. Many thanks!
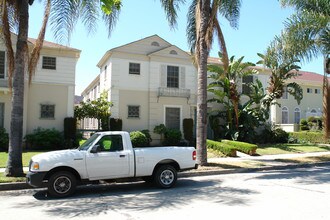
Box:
[154,165,177,188]
[48,171,77,197]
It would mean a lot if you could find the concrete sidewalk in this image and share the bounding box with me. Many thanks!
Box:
[1,151,330,191]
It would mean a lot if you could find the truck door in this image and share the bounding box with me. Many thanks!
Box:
[86,134,130,180]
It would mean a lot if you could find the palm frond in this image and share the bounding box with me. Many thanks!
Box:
[287,82,303,104]
[50,0,80,43]
[0,1,15,90]
[283,11,328,62]
[160,0,185,29]
[28,0,51,83]
[102,3,120,38]
[218,0,242,29]
[80,0,99,36]
[186,0,197,53]
[280,0,330,16]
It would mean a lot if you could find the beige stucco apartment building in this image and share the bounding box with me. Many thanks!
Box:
[81,35,323,139]
[0,35,81,136]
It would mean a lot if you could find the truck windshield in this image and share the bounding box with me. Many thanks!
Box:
[78,133,101,151]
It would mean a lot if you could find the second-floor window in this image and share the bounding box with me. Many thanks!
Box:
[129,63,140,75]
[307,88,313,94]
[0,51,5,79]
[42,56,56,70]
[167,66,179,88]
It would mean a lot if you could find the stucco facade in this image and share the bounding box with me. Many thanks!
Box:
[81,35,323,139]
[0,35,80,136]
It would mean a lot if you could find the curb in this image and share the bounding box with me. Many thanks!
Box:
[179,161,330,178]
[1,161,329,192]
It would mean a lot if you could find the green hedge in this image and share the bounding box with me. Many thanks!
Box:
[221,139,257,155]
[130,131,148,147]
[289,131,326,144]
[206,140,237,157]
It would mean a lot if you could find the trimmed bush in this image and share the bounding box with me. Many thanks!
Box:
[183,118,194,144]
[140,129,152,146]
[110,118,122,131]
[289,131,326,144]
[221,139,257,155]
[0,128,9,151]
[274,128,289,143]
[300,119,309,131]
[64,117,77,148]
[130,131,148,147]
[206,139,237,157]
[163,129,182,146]
[25,128,64,150]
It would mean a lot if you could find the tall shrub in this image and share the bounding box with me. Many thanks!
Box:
[0,128,9,151]
[183,118,194,144]
[64,117,76,139]
[110,118,122,131]
[163,129,182,146]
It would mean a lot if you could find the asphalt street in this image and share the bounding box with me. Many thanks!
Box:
[0,164,329,220]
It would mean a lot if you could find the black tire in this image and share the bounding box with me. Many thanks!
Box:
[48,171,77,198]
[154,165,177,188]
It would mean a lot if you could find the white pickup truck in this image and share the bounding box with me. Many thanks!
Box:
[26,131,197,197]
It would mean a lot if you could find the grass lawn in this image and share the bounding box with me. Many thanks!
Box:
[256,144,330,155]
[0,151,42,168]
[0,173,26,183]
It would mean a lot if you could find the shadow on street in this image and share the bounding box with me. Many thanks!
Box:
[10,178,256,218]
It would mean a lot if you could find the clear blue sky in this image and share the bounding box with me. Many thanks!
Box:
[28,0,324,95]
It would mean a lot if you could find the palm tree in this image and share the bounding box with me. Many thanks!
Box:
[207,54,259,140]
[258,35,303,109]
[1,0,121,177]
[279,0,330,138]
[160,0,242,165]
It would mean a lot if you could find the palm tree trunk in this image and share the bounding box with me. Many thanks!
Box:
[323,56,330,140]
[5,0,29,177]
[195,0,211,166]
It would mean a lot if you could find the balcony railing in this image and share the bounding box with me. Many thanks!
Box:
[158,87,191,99]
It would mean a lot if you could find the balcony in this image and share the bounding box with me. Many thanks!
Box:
[158,87,191,99]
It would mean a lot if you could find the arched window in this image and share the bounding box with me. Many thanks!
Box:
[151,41,160,47]
[169,50,178,55]
[282,106,289,124]
[294,107,300,124]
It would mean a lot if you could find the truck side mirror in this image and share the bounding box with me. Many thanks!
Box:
[90,144,101,153]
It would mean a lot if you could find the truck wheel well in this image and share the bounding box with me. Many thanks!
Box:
[153,160,180,175]
[45,167,81,182]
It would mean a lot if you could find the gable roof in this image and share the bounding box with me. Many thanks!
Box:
[97,35,175,67]
[147,45,192,59]
[27,37,81,52]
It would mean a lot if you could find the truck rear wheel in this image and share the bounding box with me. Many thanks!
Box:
[154,165,177,188]
[48,171,76,197]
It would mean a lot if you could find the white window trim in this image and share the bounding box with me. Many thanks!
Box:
[163,105,182,130]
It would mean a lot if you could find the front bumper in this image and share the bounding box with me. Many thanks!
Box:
[26,171,47,187]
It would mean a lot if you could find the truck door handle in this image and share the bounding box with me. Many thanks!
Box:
[120,155,126,158]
